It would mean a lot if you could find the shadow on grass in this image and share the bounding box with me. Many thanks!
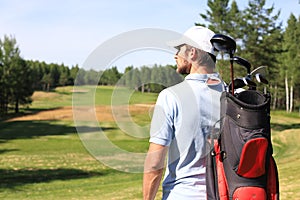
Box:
[0,108,59,122]
[0,149,19,154]
[271,123,300,132]
[0,168,111,190]
[0,120,116,141]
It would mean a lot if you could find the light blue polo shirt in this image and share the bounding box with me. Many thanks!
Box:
[150,73,224,200]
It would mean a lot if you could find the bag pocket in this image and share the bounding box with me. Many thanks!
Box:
[236,138,268,178]
[233,186,267,200]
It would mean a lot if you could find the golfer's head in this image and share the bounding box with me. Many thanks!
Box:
[168,26,217,72]
[168,26,215,54]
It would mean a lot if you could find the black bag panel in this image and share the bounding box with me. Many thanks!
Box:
[235,90,268,106]
[220,91,271,129]
[206,147,219,200]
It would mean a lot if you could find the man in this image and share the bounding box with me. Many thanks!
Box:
[143,26,224,199]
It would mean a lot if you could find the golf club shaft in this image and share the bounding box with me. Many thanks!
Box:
[230,53,234,95]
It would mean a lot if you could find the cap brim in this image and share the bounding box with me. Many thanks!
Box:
[167,36,204,50]
[166,38,185,49]
[167,35,216,56]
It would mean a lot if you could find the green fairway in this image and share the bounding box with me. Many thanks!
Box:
[0,86,299,199]
[0,86,158,200]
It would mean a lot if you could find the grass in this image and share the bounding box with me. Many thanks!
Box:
[31,86,74,108]
[0,86,299,199]
[270,111,300,199]
[0,86,158,200]
[0,120,132,199]
[72,85,158,106]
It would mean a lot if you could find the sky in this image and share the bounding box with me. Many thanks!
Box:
[0,0,299,72]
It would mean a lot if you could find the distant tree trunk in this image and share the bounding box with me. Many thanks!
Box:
[272,84,278,110]
[15,98,19,113]
[289,84,293,112]
[5,95,9,114]
[285,72,289,113]
[141,83,145,93]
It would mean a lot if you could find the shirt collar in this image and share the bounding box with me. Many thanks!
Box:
[185,73,221,81]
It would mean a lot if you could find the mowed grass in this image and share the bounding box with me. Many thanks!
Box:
[0,86,159,200]
[31,86,158,108]
[0,121,145,199]
[0,86,299,199]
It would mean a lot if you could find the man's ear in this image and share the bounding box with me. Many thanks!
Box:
[189,48,197,60]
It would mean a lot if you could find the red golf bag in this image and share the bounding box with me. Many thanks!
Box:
[206,90,279,200]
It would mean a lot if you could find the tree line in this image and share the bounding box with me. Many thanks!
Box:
[1,0,300,115]
[198,0,300,112]
[0,35,182,115]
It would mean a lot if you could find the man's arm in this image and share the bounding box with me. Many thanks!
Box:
[143,143,168,200]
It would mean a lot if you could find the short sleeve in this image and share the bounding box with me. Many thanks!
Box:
[149,89,176,146]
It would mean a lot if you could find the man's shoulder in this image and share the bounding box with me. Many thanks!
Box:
[156,81,188,104]
[164,80,189,93]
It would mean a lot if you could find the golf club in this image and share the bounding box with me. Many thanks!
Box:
[250,66,269,84]
[232,56,251,74]
[254,73,269,84]
[250,66,269,93]
[228,77,257,93]
[250,66,267,77]
[210,34,236,95]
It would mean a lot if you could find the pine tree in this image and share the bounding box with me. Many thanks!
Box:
[0,35,34,113]
[196,0,241,81]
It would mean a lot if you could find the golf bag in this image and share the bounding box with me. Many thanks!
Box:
[206,90,279,200]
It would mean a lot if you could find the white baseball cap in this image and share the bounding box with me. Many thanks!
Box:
[167,26,216,56]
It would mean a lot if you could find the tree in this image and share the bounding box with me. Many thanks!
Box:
[239,0,282,67]
[9,58,34,113]
[84,69,99,85]
[226,1,242,39]
[281,14,300,112]
[123,66,134,88]
[197,0,230,33]
[131,68,141,91]
[99,66,121,86]
[50,64,60,87]
[140,66,151,92]
[70,65,80,85]
[197,0,242,80]
[165,65,184,87]
[74,69,86,85]
[0,35,34,113]
[59,66,71,86]
[150,65,166,92]
[199,0,284,110]
[239,1,283,110]
[107,66,121,85]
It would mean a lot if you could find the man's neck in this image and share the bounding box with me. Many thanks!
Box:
[190,65,215,74]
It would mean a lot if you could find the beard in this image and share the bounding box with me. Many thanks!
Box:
[176,59,192,74]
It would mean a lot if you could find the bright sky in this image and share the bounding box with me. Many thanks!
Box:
[0,0,299,72]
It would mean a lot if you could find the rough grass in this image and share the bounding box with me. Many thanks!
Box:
[271,111,300,199]
[0,86,299,199]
